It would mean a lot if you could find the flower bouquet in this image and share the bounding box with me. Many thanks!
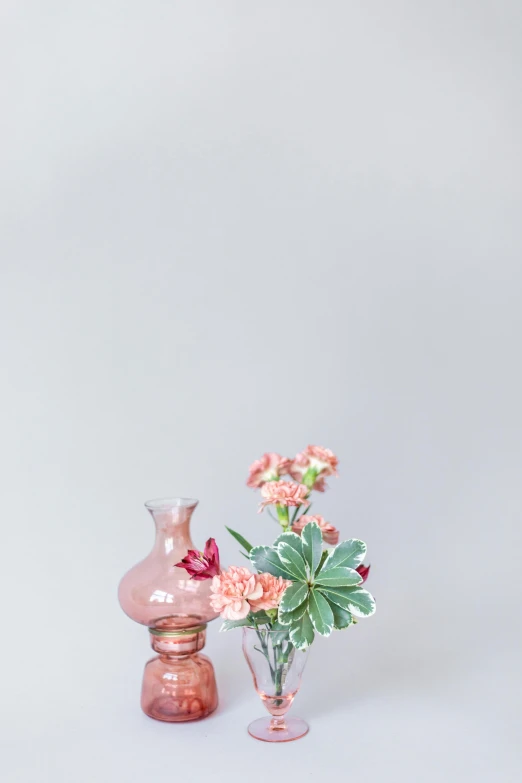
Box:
[176,445,376,741]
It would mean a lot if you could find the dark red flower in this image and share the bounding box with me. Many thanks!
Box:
[356,563,370,583]
[175,538,221,581]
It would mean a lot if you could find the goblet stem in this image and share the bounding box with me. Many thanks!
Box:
[270,717,287,732]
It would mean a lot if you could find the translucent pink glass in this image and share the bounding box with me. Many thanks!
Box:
[141,627,218,721]
[118,498,219,721]
[242,627,310,742]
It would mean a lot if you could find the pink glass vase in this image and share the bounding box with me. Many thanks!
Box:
[118,498,219,721]
[242,626,310,742]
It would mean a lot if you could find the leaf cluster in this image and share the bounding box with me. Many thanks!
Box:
[249,522,376,649]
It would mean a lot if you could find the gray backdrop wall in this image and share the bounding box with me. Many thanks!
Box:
[1,2,520,781]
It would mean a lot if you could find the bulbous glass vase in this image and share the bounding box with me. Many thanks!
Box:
[118,498,219,721]
[242,626,310,742]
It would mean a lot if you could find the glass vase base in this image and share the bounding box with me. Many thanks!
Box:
[141,647,218,723]
[143,698,217,722]
[247,717,309,743]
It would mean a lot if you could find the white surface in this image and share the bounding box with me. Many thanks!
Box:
[3,620,521,781]
[1,2,521,780]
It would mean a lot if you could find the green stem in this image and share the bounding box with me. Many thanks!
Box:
[290,501,312,524]
[276,505,290,531]
[253,620,275,680]
[273,638,295,699]
[298,501,312,519]
[290,505,300,524]
[273,641,284,698]
[274,664,283,697]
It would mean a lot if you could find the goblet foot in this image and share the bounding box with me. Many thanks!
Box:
[247,716,309,743]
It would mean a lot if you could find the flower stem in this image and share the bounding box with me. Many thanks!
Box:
[252,619,275,680]
[272,638,295,700]
[276,505,290,531]
[290,500,312,524]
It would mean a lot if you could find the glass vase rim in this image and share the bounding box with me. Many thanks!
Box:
[144,497,199,511]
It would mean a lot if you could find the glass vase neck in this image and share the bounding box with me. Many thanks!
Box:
[145,498,198,556]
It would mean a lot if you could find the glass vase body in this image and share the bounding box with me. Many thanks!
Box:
[118,498,219,721]
[242,626,310,742]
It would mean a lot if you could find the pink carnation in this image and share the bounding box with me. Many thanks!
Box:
[250,573,291,612]
[258,480,310,511]
[289,445,339,489]
[210,566,263,620]
[293,444,339,476]
[292,514,339,545]
[246,452,291,488]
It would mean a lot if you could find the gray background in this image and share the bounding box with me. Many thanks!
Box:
[1,1,521,781]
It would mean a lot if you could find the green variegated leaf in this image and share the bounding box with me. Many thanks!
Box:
[302,521,323,576]
[277,542,308,581]
[327,601,354,630]
[322,538,367,571]
[308,589,334,636]
[278,597,309,626]
[340,586,376,617]
[280,583,308,613]
[270,620,289,632]
[249,545,294,579]
[268,620,291,646]
[273,531,304,559]
[314,566,362,587]
[220,618,252,632]
[289,611,315,649]
[316,585,355,610]
[225,526,254,553]
[314,550,329,576]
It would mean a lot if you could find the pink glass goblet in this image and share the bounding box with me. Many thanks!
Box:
[242,626,310,742]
